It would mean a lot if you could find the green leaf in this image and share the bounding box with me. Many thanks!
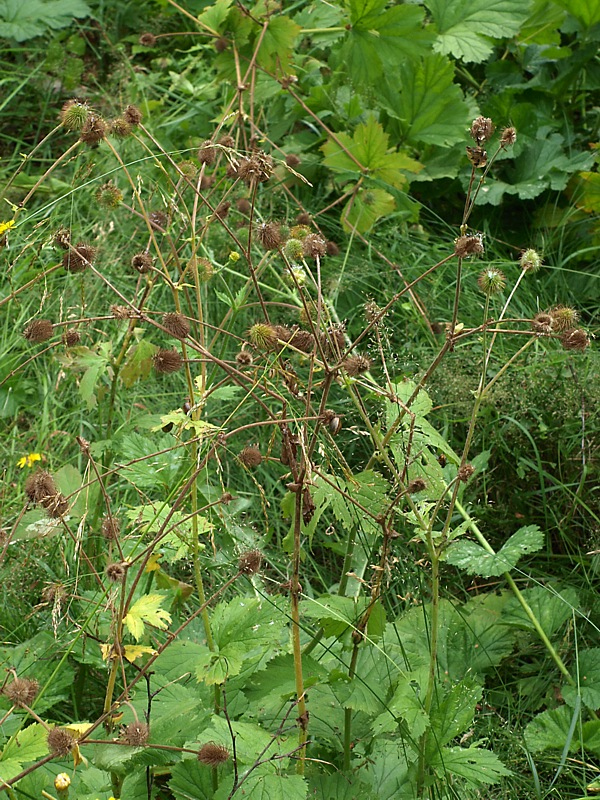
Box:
[120,340,156,388]
[427,677,482,751]
[342,187,397,233]
[1,723,48,771]
[372,667,430,738]
[0,0,90,41]
[123,594,172,641]
[170,757,215,800]
[425,0,533,63]
[502,585,579,637]
[445,525,544,577]
[336,0,434,84]
[524,704,577,752]
[197,0,233,33]
[303,595,369,638]
[382,53,472,146]
[554,0,600,28]
[118,432,185,490]
[357,740,416,799]
[563,649,600,711]
[431,746,512,784]
[240,773,308,800]
[258,15,301,72]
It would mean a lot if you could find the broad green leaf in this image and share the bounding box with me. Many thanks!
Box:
[120,340,156,388]
[118,432,185,490]
[573,171,600,213]
[445,525,544,577]
[0,0,90,41]
[336,0,434,84]
[258,15,301,72]
[425,0,533,62]
[342,187,397,233]
[383,54,472,146]
[563,649,600,711]
[308,773,377,800]
[502,585,578,637]
[430,746,512,784]
[524,704,577,752]
[372,667,430,738]
[303,595,370,638]
[170,757,215,800]
[240,773,308,800]
[123,594,172,641]
[197,0,233,33]
[357,739,416,799]
[1,723,48,769]
[554,0,600,27]
[340,645,399,715]
[427,677,482,751]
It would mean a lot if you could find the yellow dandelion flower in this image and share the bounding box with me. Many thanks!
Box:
[0,220,15,236]
[17,453,42,469]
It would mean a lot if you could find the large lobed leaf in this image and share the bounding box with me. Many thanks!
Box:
[0,0,90,42]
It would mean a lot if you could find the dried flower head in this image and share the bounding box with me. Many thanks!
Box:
[123,105,143,126]
[255,222,282,250]
[62,328,81,347]
[303,233,327,259]
[106,562,127,583]
[454,235,484,258]
[112,304,134,320]
[149,210,168,230]
[531,312,554,334]
[109,117,133,138]
[41,492,70,519]
[238,549,262,575]
[214,200,231,220]
[520,248,542,272]
[289,224,310,240]
[326,240,340,257]
[194,257,214,282]
[95,182,123,209]
[343,355,371,376]
[560,329,590,352]
[501,127,517,147]
[139,32,157,46]
[236,197,251,215]
[80,114,107,147]
[121,721,150,747]
[550,305,579,332]
[214,36,228,52]
[220,492,233,504]
[101,515,120,540]
[60,99,89,131]
[25,470,56,502]
[238,446,262,468]
[131,252,153,274]
[477,268,505,295]
[23,319,53,343]
[53,228,71,250]
[248,323,278,351]
[466,146,487,168]
[178,160,198,180]
[47,727,76,757]
[237,152,273,185]
[198,140,216,164]
[3,677,39,707]
[283,238,304,262]
[197,742,230,766]
[153,348,183,374]
[457,464,475,483]
[63,242,96,273]
[285,153,301,168]
[322,325,346,358]
[42,582,68,604]
[219,134,235,148]
[162,312,190,339]
[470,116,495,144]
[408,477,427,494]
[289,329,315,352]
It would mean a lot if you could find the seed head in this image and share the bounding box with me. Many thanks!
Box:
[47,727,76,757]
[60,99,89,131]
[3,677,39,707]
[531,312,553,334]
[290,224,310,240]
[111,304,134,320]
[123,105,143,126]
[550,305,579,332]
[214,200,231,220]
[303,233,327,259]
[54,773,71,792]
[101,515,120,540]
[343,355,371,376]
[25,470,56,502]
[236,197,251,215]
[80,114,107,147]
[106,562,127,583]
[477,268,505,295]
[289,329,315,352]
[408,478,427,494]
[95,182,123,209]
[520,248,542,272]
[121,721,150,746]
[255,222,282,250]
[501,127,517,147]
[62,328,81,347]
[131,252,153,274]
[457,464,475,483]
[470,116,495,145]
[238,446,262,468]
[560,329,590,352]
[162,312,190,339]
[53,228,71,250]
[219,134,235,148]
[248,323,278,351]
[237,152,273,185]
[41,492,70,519]
[454,235,484,258]
[198,140,216,164]
[42,582,68,604]
[139,32,157,46]
[220,492,233,504]
[178,160,198,180]
[466,146,487,168]
[238,549,262,575]
[153,348,183,374]
[236,350,253,368]
[326,240,340,257]
[285,153,301,168]
[63,242,96,273]
[23,319,53,343]
[214,36,228,52]
[283,238,304,262]
[197,742,230,766]
[322,325,346,358]
[149,210,168,230]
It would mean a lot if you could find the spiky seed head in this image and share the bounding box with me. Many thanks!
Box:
[255,222,282,250]
[273,325,292,344]
[198,140,216,164]
[23,319,53,343]
[324,325,346,357]
[131,252,153,274]
[303,233,327,259]
[60,99,89,131]
[109,117,133,137]
[531,312,554,334]
[408,477,427,494]
[80,114,107,147]
[121,721,150,746]
[520,248,542,272]
[283,238,304,262]
[197,742,230,766]
[550,305,579,332]
[153,348,183,374]
[162,312,190,339]
[112,304,134,319]
[214,36,228,52]
[214,200,231,220]
[193,257,214,282]
[106,562,127,583]
[299,301,318,325]
[470,116,495,144]
[560,329,590,352]
[289,224,310,240]
[63,242,96,273]
[237,152,273,185]
[95,182,123,209]
[477,268,505,295]
[289,329,315,352]
[454,235,484,258]
[62,328,81,346]
[283,265,306,287]
[285,153,301,168]
[25,470,56,502]
[101,515,120,540]
[248,323,278,351]
[47,728,76,757]
[219,134,235,148]
[457,464,475,483]
[53,228,71,249]
[139,32,157,46]
[149,210,168,230]
[238,446,262,468]
[238,549,262,575]
[3,678,39,707]
[123,105,143,126]
[178,160,198,179]
[501,127,517,147]
[343,355,371,376]
[236,197,251,215]
[42,582,68,604]
[41,492,69,518]
[220,492,233,504]
[326,240,340,257]
[466,146,487,168]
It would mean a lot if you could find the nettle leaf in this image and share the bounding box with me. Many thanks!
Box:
[357,739,416,799]
[445,525,544,577]
[0,0,91,42]
[427,677,482,751]
[336,0,434,84]
[303,595,370,638]
[197,0,233,34]
[563,649,600,711]
[382,53,472,146]
[372,666,430,738]
[424,0,532,63]
[240,773,308,800]
[431,746,512,785]
[169,757,215,800]
[123,594,172,641]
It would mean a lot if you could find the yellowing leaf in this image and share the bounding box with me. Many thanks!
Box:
[123,645,157,662]
[145,553,162,572]
[123,594,172,641]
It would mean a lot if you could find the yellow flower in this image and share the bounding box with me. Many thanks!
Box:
[17,453,42,469]
[54,773,71,791]
[0,220,15,236]
[228,251,240,263]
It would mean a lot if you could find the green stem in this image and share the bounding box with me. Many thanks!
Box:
[291,489,308,773]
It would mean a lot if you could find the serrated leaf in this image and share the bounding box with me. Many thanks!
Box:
[427,678,482,751]
[0,0,91,42]
[197,0,233,33]
[502,585,578,637]
[372,667,430,738]
[445,525,544,577]
[425,0,532,63]
[123,594,172,641]
[357,739,416,799]
[524,704,576,752]
[169,757,217,800]
[431,746,512,784]
[382,53,472,146]
[242,773,308,800]
[118,432,185,489]
[1,723,48,769]
[342,187,396,233]
[258,15,301,72]
[120,340,156,388]
[123,645,156,663]
[554,0,600,28]
[563,649,600,711]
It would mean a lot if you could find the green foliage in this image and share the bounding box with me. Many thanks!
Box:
[0,0,90,41]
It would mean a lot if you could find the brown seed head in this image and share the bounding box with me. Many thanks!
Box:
[95,182,123,209]
[194,257,214,282]
[80,114,107,147]
[219,134,235,148]
[237,152,273,185]
[153,348,183,374]
[220,492,233,504]
[238,549,262,575]
[62,328,81,347]
[121,721,150,747]
[501,127,517,147]
[214,36,228,52]
[131,252,153,274]
[106,562,127,583]
[531,312,554,334]
[255,222,282,250]
[198,742,230,766]
[470,116,495,144]
[149,210,168,230]
[289,329,315,352]
[285,153,301,168]
[303,233,327,259]
[457,464,475,483]
[214,200,231,220]
[198,140,216,164]
[60,99,90,131]
[321,325,346,358]
[41,492,70,519]
[111,304,134,320]
[454,235,484,258]
[42,582,68,604]
[123,105,143,126]
[342,354,371,376]
[53,228,71,250]
[560,329,590,352]
[162,312,190,339]
[326,240,340,257]
[3,678,39,707]
[550,305,579,332]
[466,146,487,168]
[47,728,76,757]
[101,515,120,540]
[63,242,96,273]
[139,32,157,46]
[238,446,262,468]
[408,477,427,494]
[23,319,53,343]
[236,197,251,215]
[109,117,133,138]
[25,470,56,502]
